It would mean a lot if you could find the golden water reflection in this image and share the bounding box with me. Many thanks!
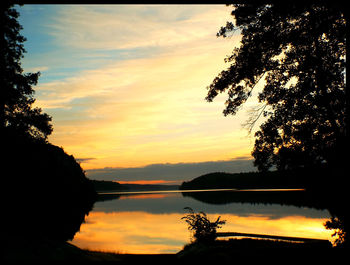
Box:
[72,211,334,254]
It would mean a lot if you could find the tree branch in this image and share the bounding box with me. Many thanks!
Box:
[242,103,267,134]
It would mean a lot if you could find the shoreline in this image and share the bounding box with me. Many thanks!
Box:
[98,188,305,195]
[4,235,340,264]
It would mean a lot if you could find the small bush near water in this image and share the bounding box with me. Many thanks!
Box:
[181,207,226,243]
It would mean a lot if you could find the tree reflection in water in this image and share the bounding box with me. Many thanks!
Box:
[181,188,348,246]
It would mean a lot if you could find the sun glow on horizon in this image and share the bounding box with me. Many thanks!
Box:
[118,180,179,185]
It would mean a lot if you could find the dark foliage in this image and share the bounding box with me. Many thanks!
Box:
[182,207,226,243]
[206,3,346,172]
[206,3,348,247]
[2,133,97,241]
[1,2,52,141]
[91,179,126,191]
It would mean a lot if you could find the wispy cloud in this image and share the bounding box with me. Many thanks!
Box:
[76,157,96,163]
[36,41,250,169]
[20,5,258,170]
[49,5,233,50]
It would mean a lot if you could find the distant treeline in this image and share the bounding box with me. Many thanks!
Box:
[91,180,127,191]
[179,171,308,190]
[92,180,179,192]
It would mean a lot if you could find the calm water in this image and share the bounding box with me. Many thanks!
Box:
[71,189,334,254]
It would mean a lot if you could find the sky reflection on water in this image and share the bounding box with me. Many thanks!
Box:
[71,190,334,254]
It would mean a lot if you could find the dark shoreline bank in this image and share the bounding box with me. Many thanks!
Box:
[3,236,346,264]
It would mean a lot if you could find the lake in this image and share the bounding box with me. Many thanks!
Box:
[71,189,334,254]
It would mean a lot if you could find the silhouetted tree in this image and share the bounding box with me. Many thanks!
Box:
[1,2,52,141]
[206,3,346,172]
[182,207,226,243]
[1,2,96,243]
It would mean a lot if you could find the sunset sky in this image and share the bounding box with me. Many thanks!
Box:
[17,5,263,181]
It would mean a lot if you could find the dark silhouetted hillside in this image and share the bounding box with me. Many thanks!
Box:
[3,133,97,241]
[91,179,127,191]
[179,171,306,190]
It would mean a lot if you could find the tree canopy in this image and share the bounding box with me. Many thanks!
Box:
[206,3,346,172]
[1,3,52,141]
